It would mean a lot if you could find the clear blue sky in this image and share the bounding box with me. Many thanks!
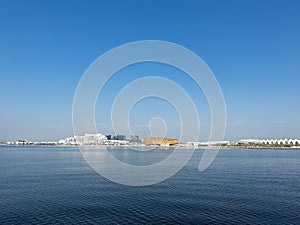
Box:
[0,0,299,141]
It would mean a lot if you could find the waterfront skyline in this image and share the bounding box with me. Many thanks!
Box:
[0,0,300,141]
[2,132,300,149]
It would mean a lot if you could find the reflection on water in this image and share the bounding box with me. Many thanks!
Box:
[84,146,174,166]
[80,147,194,186]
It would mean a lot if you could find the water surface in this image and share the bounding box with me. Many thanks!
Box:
[0,146,299,224]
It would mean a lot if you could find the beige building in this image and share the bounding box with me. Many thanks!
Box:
[142,137,180,146]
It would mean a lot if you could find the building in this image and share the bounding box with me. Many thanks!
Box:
[131,135,140,142]
[237,139,262,145]
[187,141,230,147]
[261,139,299,146]
[59,133,107,145]
[58,133,133,146]
[116,134,126,140]
[15,140,30,145]
[142,137,180,146]
[236,138,300,146]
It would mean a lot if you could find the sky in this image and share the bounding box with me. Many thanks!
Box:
[0,0,299,141]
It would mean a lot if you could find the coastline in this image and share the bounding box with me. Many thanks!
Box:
[1,143,300,150]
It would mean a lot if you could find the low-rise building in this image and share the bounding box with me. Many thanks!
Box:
[187,141,230,147]
[261,139,299,146]
[142,137,180,146]
[58,133,131,146]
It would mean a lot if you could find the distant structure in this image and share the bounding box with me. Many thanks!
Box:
[237,139,300,146]
[59,133,107,145]
[117,134,126,140]
[131,135,140,143]
[59,133,129,146]
[237,139,262,145]
[15,140,30,145]
[5,139,57,146]
[187,141,231,147]
[142,137,180,146]
[112,134,126,141]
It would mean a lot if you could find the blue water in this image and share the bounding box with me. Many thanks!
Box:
[0,146,299,224]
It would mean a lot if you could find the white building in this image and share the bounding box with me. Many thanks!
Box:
[187,141,230,147]
[261,139,299,146]
[236,138,300,146]
[59,133,130,146]
[237,139,262,145]
[59,133,108,145]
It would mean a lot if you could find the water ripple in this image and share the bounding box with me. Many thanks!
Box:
[0,147,299,224]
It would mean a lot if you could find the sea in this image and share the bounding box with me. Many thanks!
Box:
[0,146,299,224]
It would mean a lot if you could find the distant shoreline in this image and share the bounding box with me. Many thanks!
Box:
[1,143,300,150]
